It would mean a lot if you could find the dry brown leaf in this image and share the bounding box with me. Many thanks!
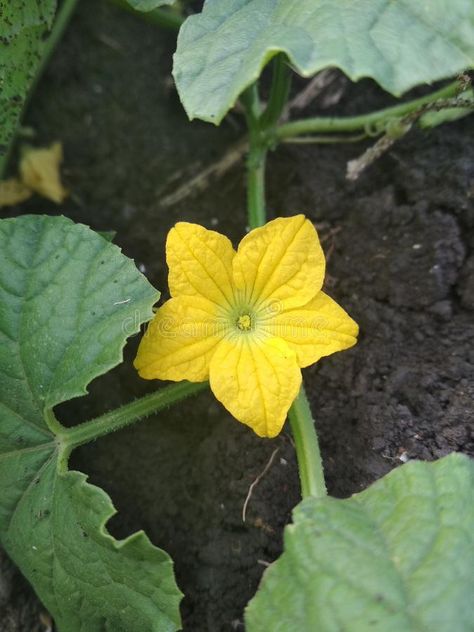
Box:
[0,178,33,207]
[20,142,68,203]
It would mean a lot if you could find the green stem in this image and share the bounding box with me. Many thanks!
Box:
[282,133,368,144]
[60,381,207,450]
[247,144,267,228]
[260,54,292,129]
[0,0,79,178]
[242,84,267,228]
[241,82,262,126]
[242,81,326,498]
[275,80,462,141]
[110,0,184,31]
[288,389,327,498]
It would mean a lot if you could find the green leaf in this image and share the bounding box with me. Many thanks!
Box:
[173,0,474,124]
[0,1,57,170]
[125,0,174,10]
[246,454,474,632]
[0,215,182,632]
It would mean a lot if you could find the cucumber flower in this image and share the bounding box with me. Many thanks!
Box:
[134,215,358,438]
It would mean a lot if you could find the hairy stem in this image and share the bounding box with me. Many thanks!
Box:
[242,81,326,498]
[275,80,462,141]
[60,381,207,450]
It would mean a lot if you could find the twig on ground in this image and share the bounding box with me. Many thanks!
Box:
[318,225,342,244]
[39,612,53,632]
[157,72,347,207]
[347,133,400,181]
[159,138,248,208]
[257,559,271,567]
[242,448,280,523]
[281,70,346,121]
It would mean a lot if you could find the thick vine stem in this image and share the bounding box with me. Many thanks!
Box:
[60,381,207,451]
[274,80,463,142]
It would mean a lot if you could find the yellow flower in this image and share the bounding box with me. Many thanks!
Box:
[134,215,358,438]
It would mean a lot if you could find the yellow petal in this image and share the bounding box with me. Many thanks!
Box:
[0,178,32,207]
[19,142,68,203]
[134,296,227,382]
[167,222,236,307]
[209,335,302,438]
[233,215,325,311]
[265,291,358,368]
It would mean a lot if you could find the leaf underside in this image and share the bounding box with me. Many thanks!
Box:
[0,215,182,632]
[173,0,474,124]
[125,0,175,11]
[245,453,474,632]
[0,1,57,170]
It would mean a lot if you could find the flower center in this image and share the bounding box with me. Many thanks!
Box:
[236,313,252,331]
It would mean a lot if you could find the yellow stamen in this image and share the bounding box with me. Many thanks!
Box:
[237,314,252,331]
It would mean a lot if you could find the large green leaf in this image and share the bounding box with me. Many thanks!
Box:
[173,0,474,124]
[0,215,182,631]
[0,1,57,170]
[246,454,474,632]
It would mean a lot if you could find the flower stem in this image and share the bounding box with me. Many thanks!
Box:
[60,381,207,451]
[242,78,326,499]
[274,80,462,142]
[241,83,267,228]
[288,389,327,498]
[246,144,267,228]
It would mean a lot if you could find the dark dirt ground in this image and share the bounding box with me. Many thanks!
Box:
[1,1,473,631]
